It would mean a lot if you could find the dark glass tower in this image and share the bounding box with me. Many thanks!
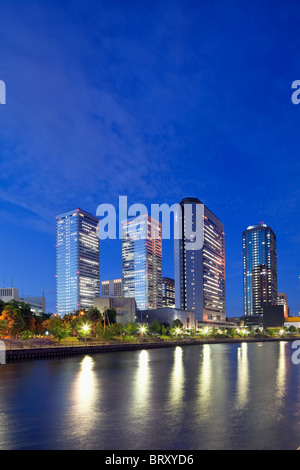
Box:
[242,223,277,316]
[56,208,100,316]
[174,198,226,326]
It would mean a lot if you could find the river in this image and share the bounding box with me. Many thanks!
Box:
[0,341,299,450]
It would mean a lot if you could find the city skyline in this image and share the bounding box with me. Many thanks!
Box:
[0,1,299,316]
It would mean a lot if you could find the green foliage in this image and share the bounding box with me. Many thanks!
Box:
[160,324,169,336]
[172,319,184,329]
[125,322,138,335]
[0,319,8,337]
[46,316,72,342]
[105,309,117,325]
[86,306,102,322]
[288,325,297,333]
[20,330,35,340]
[150,319,162,333]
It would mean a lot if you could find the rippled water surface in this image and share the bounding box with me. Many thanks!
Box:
[0,341,300,450]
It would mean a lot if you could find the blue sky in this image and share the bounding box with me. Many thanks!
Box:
[0,0,299,315]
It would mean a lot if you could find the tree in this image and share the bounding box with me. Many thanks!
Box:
[86,306,102,323]
[8,300,32,329]
[0,300,5,315]
[46,316,71,342]
[104,309,117,325]
[161,324,170,336]
[125,322,138,335]
[0,305,26,336]
[171,319,183,329]
[0,319,8,338]
[95,320,105,338]
[150,319,162,334]
[28,316,37,334]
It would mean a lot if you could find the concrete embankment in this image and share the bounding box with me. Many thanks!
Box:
[5,336,297,362]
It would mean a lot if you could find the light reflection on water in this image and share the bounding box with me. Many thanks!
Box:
[0,341,300,450]
[235,342,249,410]
[169,347,184,407]
[198,344,212,416]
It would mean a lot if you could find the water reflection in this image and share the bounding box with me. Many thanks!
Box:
[235,342,249,410]
[70,356,97,434]
[276,341,287,401]
[134,350,150,409]
[169,347,184,407]
[198,344,212,414]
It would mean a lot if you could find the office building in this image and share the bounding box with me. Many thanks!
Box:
[122,214,162,310]
[56,208,100,316]
[102,279,122,297]
[174,197,226,326]
[0,288,19,302]
[20,296,46,315]
[162,277,175,307]
[243,223,277,316]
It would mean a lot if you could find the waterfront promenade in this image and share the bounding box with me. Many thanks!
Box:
[3,335,299,362]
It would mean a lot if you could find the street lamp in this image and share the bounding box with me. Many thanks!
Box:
[139,325,147,336]
[82,324,90,346]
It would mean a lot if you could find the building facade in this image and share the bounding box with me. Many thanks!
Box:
[20,296,46,315]
[140,307,195,330]
[94,296,136,326]
[162,277,175,307]
[56,208,100,316]
[0,288,19,302]
[102,279,123,297]
[174,198,226,326]
[243,223,277,316]
[122,214,162,311]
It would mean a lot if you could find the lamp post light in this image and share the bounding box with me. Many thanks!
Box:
[139,325,147,337]
[82,324,90,346]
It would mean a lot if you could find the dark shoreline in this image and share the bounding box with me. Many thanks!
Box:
[4,336,298,362]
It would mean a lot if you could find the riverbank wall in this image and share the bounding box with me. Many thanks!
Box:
[4,336,298,362]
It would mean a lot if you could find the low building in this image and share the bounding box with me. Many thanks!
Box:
[139,307,195,329]
[284,317,300,328]
[93,296,136,326]
[20,297,46,315]
[0,288,19,302]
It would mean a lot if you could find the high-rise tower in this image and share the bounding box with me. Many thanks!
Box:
[242,223,277,316]
[174,198,226,326]
[56,208,100,316]
[122,214,162,311]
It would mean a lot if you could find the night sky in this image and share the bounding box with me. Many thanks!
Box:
[0,0,299,315]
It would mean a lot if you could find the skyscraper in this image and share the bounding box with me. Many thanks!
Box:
[162,277,175,307]
[56,208,100,316]
[174,198,226,326]
[122,214,162,311]
[242,223,277,316]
